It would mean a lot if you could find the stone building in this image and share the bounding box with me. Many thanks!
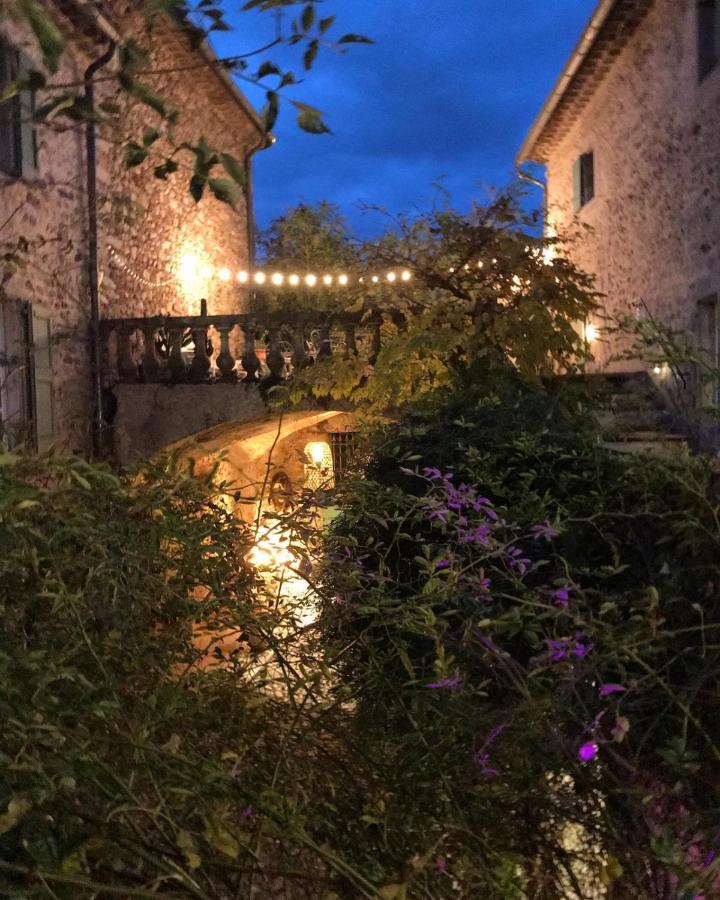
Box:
[517,0,720,378]
[0,0,268,455]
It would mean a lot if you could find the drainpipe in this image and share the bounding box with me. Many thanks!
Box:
[516,162,548,222]
[85,41,116,458]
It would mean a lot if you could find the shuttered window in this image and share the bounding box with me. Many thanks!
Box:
[573,152,595,211]
[0,40,38,179]
[0,300,54,450]
[698,0,720,80]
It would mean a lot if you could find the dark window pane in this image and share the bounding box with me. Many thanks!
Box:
[0,42,21,177]
[698,0,719,80]
[580,152,595,206]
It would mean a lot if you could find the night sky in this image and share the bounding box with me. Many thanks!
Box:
[213,1,598,236]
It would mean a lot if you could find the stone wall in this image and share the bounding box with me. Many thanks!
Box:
[0,3,264,454]
[544,0,720,370]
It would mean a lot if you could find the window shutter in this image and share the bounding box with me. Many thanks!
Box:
[28,305,54,451]
[572,157,582,211]
[17,53,38,178]
[0,43,21,177]
[0,300,32,448]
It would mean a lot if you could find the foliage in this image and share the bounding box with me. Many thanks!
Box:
[1,0,372,203]
[289,192,600,415]
[316,368,720,898]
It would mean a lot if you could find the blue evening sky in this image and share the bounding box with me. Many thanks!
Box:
[212,1,598,235]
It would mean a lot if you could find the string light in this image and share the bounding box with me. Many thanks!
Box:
[387,272,397,283]
[323,274,333,286]
[401,271,412,281]
[289,274,300,287]
[107,245,175,288]
[237,270,249,283]
[218,267,232,282]
[305,274,317,287]
[271,272,284,286]
[254,272,267,285]
[338,274,349,286]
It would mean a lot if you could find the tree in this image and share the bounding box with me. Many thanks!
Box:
[1,0,372,204]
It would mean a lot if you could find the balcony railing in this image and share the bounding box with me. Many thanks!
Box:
[100,312,381,386]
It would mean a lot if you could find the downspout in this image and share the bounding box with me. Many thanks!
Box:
[516,163,548,223]
[84,41,116,458]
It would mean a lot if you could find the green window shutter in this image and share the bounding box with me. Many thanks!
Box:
[572,157,582,211]
[29,305,54,452]
[17,53,38,178]
[0,42,21,177]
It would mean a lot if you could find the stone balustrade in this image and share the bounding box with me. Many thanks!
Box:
[100,311,381,387]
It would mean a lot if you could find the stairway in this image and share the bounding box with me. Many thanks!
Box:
[578,372,689,460]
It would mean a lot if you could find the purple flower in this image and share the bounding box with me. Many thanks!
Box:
[572,634,593,659]
[475,752,499,777]
[435,559,451,570]
[241,804,254,819]
[599,683,626,698]
[552,588,570,608]
[578,742,599,762]
[435,856,448,872]
[548,638,570,662]
[425,675,462,690]
[423,467,444,480]
[531,522,560,542]
[460,525,492,545]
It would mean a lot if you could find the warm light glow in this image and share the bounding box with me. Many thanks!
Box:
[237,270,249,283]
[179,250,200,285]
[401,270,412,281]
[289,274,300,287]
[254,272,267,285]
[371,275,379,284]
[218,267,232,282]
[477,261,484,269]
[305,274,318,287]
[306,441,330,468]
[323,274,333,286]
[387,271,397,282]
[338,274,349,286]
[271,272,284,286]
[585,323,599,343]
[201,265,214,280]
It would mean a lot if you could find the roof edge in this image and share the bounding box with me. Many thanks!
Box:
[516,0,620,166]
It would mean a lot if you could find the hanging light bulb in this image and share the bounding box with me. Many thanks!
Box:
[387,272,397,282]
[338,274,349,286]
[323,274,333,286]
[401,270,412,282]
[237,270,249,283]
[371,275,379,284]
[218,267,232,282]
[305,274,317,287]
[254,272,267,285]
[289,274,300,287]
[271,272,284,286]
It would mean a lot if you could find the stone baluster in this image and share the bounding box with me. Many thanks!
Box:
[215,323,237,383]
[266,326,286,381]
[167,326,187,383]
[141,324,162,383]
[241,327,261,383]
[189,324,211,384]
[118,326,139,382]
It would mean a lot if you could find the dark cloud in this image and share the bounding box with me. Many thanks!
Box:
[215,1,597,235]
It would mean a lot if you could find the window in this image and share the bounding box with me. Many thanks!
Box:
[697,296,719,406]
[698,0,720,80]
[573,152,594,211]
[0,300,54,450]
[0,39,38,179]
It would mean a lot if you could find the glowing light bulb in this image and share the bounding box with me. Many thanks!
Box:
[305,274,317,287]
[323,274,333,286]
[237,270,249,283]
[254,271,266,285]
[289,274,300,287]
[218,267,232,282]
[306,441,329,467]
[271,272,284,286]
[387,272,397,282]
[401,270,412,282]
[653,365,662,375]
[338,274,349,286]
[371,275,379,284]
[477,261,484,269]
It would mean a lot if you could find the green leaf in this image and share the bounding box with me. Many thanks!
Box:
[17,0,65,73]
[292,100,330,134]
[209,178,241,207]
[257,61,282,79]
[301,4,315,31]
[0,798,32,835]
[0,82,19,103]
[337,33,374,45]
[219,153,247,188]
[143,126,161,147]
[319,16,336,35]
[154,159,179,179]
[189,174,205,203]
[124,142,148,168]
[303,39,319,70]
